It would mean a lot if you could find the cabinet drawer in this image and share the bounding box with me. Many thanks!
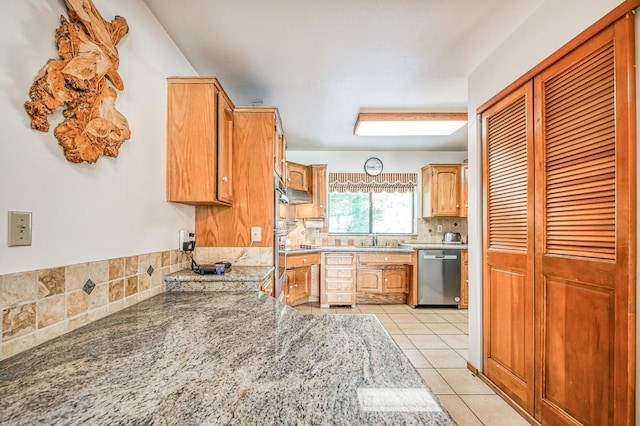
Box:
[324,253,354,266]
[357,253,412,265]
[325,267,353,279]
[325,279,353,292]
[287,252,321,268]
[325,292,354,305]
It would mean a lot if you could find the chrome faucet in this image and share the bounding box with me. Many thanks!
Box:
[370,233,378,247]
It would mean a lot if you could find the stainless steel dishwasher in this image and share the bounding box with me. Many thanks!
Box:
[417,249,461,306]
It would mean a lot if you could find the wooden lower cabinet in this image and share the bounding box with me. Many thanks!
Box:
[321,253,355,308]
[355,252,411,304]
[260,274,274,297]
[382,268,407,293]
[283,266,311,306]
[356,268,382,293]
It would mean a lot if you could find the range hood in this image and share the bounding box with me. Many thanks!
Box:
[285,188,312,204]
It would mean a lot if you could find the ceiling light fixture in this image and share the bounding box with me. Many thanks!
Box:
[354,112,468,136]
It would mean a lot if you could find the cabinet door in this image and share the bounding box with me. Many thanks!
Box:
[274,120,286,180]
[432,165,460,216]
[286,161,309,191]
[460,164,468,218]
[382,268,407,293]
[166,78,233,206]
[460,250,468,308]
[217,93,233,204]
[421,164,461,217]
[356,268,382,293]
[286,266,311,305]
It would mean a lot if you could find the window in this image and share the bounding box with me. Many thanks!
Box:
[327,172,417,234]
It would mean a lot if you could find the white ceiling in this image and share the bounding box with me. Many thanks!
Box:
[142,0,544,151]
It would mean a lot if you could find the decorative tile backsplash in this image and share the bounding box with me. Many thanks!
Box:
[0,250,188,361]
[287,217,468,247]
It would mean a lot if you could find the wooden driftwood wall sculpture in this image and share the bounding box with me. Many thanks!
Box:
[25,0,130,163]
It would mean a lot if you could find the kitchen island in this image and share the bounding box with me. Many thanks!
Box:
[0,290,455,425]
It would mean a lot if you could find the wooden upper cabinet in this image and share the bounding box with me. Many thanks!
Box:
[296,164,327,219]
[460,164,468,217]
[421,164,461,217]
[166,77,234,205]
[216,93,233,204]
[286,161,310,191]
[274,120,286,180]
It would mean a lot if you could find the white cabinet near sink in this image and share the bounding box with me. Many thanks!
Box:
[320,252,355,308]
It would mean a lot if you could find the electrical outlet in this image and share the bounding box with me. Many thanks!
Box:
[437,225,443,232]
[251,226,262,242]
[8,211,32,247]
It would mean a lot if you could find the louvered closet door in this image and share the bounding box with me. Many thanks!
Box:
[534,16,635,425]
[482,83,535,414]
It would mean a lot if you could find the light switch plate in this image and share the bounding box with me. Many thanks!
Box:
[251,226,262,242]
[8,211,32,247]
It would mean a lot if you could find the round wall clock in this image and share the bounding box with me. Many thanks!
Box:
[364,157,383,176]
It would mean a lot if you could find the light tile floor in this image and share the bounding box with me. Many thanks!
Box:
[293,302,529,426]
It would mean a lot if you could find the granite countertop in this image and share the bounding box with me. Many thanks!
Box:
[400,243,468,250]
[282,246,414,255]
[164,265,274,292]
[0,292,455,425]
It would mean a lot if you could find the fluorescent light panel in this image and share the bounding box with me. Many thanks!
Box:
[354,112,467,136]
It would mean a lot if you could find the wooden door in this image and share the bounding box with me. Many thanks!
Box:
[356,268,382,293]
[217,92,234,204]
[382,268,407,293]
[482,82,535,413]
[286,161,309,191]
[432,165,461,216]
[460,164,469,217]
[166,79,218,203]
[533,17,635,425]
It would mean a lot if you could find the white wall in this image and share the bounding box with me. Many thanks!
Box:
[0,0,196,275]
[466,0,633,378]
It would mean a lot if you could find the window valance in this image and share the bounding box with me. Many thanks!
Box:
[328,172,417,193]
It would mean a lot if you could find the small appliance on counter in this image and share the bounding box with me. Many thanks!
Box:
[191,258,232,275]
[442,232,463,244]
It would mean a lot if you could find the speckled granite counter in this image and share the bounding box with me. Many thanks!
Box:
[164,265,273,292]
[0,292,454,425]
[282,246,414,255]
[400,243,468,250]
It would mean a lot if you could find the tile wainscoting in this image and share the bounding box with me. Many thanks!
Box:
[0,250,189,361]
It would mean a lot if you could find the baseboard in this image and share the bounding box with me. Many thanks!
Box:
[473,370,540,426]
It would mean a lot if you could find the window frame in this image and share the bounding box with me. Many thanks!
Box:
[327,190,417,235]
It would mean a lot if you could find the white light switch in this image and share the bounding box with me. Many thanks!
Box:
[8,211,32,247]
[251,226,262,242]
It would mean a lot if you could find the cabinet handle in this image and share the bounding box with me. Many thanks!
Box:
[303,259,307,263]
[295,284,298,288]
[456,204,460,208]
[384,257,388,261]
[222,176,228,182]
